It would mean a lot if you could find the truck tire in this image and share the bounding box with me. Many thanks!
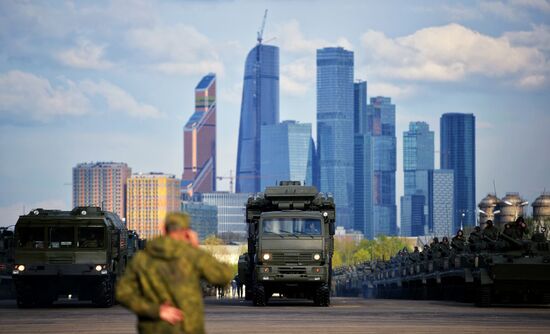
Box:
[314,283,330,307]
[93,277,114,307]
[253,284,267,306]
[15,282,34,308]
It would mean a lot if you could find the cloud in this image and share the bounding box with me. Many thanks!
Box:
[368,83,417,100]
[360,24,548,87]
[276,20,353,55]
[517,74,546,87]
[126,23,224,76]
[0,71,90,122]
[480,1,525,21]
[510,0,550,13]
[80,80,163,118]
[504,24,550,51]
[56,39,113,70]
[0,70,162,122]
[280,57,315,96]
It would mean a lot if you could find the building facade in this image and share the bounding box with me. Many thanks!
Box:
[431,169,455,237]
[260,121,313,190]
[316,47,354,229]
[400,193,425,237]
[126,173,180,240]
[367,97,397,236]
[440,113,476,231]
[197,192,250,236]
[72,162,132,219]
[403,122,434,195]
[181,201,218,241]
[236,43,279,193]
[182,73,217,198]
[353,81,373,238]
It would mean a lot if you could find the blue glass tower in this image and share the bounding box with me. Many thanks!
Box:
[260,121,313,190]
[236,43,279,193]
[353,81,373,237]
[367,97,397,236]
[316,47,354,229]
[440,113,476,230]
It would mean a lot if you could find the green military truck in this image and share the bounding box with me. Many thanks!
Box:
[238,181,336,306]
[12,206,128,307]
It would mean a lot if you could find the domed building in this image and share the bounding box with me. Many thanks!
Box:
[532,193,550,226]
[478,194,500,226]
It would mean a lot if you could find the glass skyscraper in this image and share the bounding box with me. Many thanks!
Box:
[400,121,434,236]
[440,113,476,231]
[316,47,354,229]
[367,97,397,236]
[260,121,313,190]
[353,81,373,237]
[182,73,216,198]
[431,169,455,237]
[236,43,279,193]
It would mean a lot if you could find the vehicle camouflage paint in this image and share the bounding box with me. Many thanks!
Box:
[238,181,336,306]
[12,207,129,307]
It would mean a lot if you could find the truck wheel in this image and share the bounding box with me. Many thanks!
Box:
[93,278,114,307]
[16,284,34,308]
[314,283,330,307]
[253,284,267,306]
[475,286,491,307]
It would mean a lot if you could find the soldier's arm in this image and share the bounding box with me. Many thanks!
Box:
[195,249,233,286]
[115,254,160,319]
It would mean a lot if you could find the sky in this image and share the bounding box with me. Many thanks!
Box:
[0,0,549,226]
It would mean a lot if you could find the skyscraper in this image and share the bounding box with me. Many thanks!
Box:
[403,122,434,195]
[72,162,131,219]
[431,169,455,237]
[198,192,250,236]
[400,193,425,237]
[182,73,217,198]
[440,113,476,230]
[367,97,397,236]
[400,122,434,236]
[236,42,279,193]
[260,120,313,190]
[316,47,354,229]
[126,173,180,239]
[353,81,373,237]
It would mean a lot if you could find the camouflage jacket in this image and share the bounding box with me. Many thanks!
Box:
[116,236,233,334]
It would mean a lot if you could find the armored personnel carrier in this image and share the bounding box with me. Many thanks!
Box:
[238,181,336,306]
[12,207,128,307]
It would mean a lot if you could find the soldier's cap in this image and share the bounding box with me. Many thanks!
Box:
[165,212,191,230]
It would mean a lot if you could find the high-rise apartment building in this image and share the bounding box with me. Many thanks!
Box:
[72,162,131,219]
[182,73,216,198]
[260,121,313,190]
[236,42,279,193]
[316,47,354,229]
[440,113,476,231]
[367,97,397,236]
[126,173,180,240]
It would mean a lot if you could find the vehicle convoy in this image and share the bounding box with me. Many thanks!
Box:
[333,224,550,307]
[238,181,336,306]
[12,207,129,307]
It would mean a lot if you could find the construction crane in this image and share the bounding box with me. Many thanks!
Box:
[257,9,268,44]
[216,170,235,193]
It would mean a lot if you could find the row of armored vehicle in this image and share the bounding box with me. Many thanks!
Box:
[334,218,550,306]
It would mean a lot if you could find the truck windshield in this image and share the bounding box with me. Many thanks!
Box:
[48,226,75,249]
[78,226,105,248]
[262,218,322,236]
[17,226,45,249]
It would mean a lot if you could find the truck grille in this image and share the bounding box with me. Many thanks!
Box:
[279,267,307,275]
[271,253,312,264]
[48,255,74,264]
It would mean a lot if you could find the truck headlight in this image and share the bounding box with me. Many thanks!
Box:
[95,264,104,272]
[16,264,25,272]
[262,253,271,261]
[313,253,321,261]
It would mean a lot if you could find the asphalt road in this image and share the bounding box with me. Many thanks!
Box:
[0,297,549,333]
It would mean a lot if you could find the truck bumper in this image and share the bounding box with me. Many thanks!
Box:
[256,265,327,283]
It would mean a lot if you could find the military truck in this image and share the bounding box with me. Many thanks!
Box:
[12,207,128,307]
[238,181,336,306]
[0,227,15,298]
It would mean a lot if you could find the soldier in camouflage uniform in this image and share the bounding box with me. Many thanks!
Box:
[116,212,233,334]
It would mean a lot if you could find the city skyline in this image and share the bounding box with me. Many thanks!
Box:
[1,1,549,228]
